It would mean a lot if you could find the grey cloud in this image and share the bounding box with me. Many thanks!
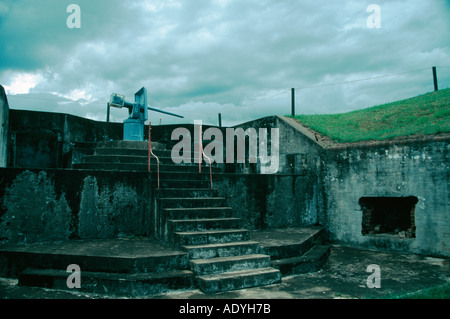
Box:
[0,0,449,126]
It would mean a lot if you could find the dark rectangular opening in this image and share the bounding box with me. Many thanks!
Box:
[359,196,418,238]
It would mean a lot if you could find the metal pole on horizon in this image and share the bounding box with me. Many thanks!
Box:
[432,66,439,92]
[291,88,295,117]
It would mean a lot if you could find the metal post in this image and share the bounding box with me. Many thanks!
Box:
[291,88,295,117]
[148,122,160,189]
[218,113,222,128]
[106,103,110,123]
[198,123,202,173]
[148,123,151,173]
[432,66,438,92]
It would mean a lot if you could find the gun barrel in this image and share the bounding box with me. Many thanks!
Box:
[148,107,184,118]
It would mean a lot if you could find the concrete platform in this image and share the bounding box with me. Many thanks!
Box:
[0,238,190,277]
[1,245,448,300]
[160,245,449,300]
[1,227,448,299]
[0,227,324,297]
[0,227,324,278]
[252,226,324,259]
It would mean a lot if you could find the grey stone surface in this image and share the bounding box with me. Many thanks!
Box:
[0,244,448,299]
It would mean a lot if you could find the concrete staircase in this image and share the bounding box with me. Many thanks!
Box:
[6,140,332,296]
[157,189,282,293]
[154,169,282,294]
[74,140,282,293]
[73,140,220,173]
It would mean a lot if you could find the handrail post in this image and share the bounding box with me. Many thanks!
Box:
[148,124,151,173]
[198,122,202,174]
[203,152,213,189]
[148,123,160,189]
[196,121,213,189]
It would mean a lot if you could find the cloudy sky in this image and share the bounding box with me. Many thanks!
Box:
[1,0,449,126]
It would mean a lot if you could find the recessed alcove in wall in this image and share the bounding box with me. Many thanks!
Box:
[359,196,418,238]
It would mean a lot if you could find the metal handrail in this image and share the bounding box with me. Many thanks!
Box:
[202,151,213,189]
[198,123,213,189]
[148,123,160,189]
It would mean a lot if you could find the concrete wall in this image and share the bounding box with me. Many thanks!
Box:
[0,168,316,244]
[150,116,325,176]
[322,136,450,257]
[0,168,153,243]
[8,110,124,168]
[7,110,222,169]
[7,110,320,175]
[236,116,325,175]
[2,110,448,257]
[213,172,321,230]
[236,116,450,257]
[0,86,8,168]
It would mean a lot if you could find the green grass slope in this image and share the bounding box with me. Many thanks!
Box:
[289,88,450,143]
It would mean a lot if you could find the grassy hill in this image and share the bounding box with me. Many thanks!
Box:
[289,88,450,143]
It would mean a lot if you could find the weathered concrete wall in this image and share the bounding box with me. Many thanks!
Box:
[0,168,153,243]
[0,168,319,243]
[151,116,325,176]
[7,111,323,175]
[231,116,328,226]
[322,136,450,257]
[213,172,321,230]
[8,110,222,169]
[236,116,325,175]
[3,110,448,258]
[0,170,71,243]
[0,86,8,168]
[8,110,123,168]
[246,116,450,257]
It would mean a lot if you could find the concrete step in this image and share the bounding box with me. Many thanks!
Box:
[86,154,220,167]
[159,179,212,189]
[183,241,260,260]
[95,148,172,157]
[74,162,222,173]
[0,238,192,278]
[168,218,241,233]
[95,140,155,149]
[254,227,326,260]
[197,267,282,294]
[159,197,227,209]
[0,250,190,278]
[95,147,150,157]
[18,267,194,297]
[156,150,217,160]
[84,154,176,165]
[174,229,251,246]
[163,207,233,220]
[94,148,218,163]
[271,245,331,276]
[190,254,271,276]
[154,171,212,182]
[94,144,210,155]
[160,208,233,240]
[156,188,218,199]
[83,154,150,164]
